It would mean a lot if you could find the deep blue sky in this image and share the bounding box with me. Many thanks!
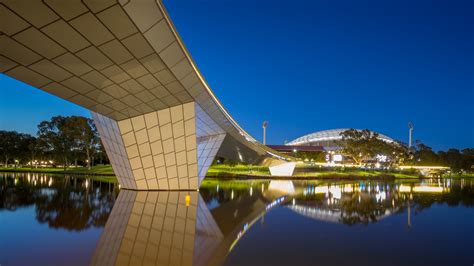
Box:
[1,0,473,150]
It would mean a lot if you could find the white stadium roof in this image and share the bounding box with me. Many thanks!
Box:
[286,128,394,146]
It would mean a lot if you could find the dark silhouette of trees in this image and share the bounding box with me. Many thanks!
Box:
[0,130,37,167]
[0,116,104,168]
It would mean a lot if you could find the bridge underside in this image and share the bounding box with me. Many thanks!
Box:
[1,0,296,190]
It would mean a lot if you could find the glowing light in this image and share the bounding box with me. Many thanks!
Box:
[399,165,449,170]
[314,186,328,194]
[343,184,353,193]
[185,195,191,207]
[376,191,386,202]
[333,154,343,162]
[376,154,387,162]
[329,186,341,200]
[412,186,445,193]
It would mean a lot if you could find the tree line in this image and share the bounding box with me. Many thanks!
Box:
[338,129,474,172]
[0,116,108,169]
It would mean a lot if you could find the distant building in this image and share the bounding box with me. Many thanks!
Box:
[286,128,394,151]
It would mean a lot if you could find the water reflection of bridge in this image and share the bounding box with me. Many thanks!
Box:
[91,179,458,265]
[1,173,467,265]
[91,187,288,266]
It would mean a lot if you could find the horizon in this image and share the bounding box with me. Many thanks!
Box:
[1,0,473,151]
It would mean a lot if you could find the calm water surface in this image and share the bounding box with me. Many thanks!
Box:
[0,172,473,266]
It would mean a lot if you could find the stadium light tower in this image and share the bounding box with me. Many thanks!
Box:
[408,122,414,148]
[262,121,268,145]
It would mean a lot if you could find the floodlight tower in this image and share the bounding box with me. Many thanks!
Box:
[262,121,268,145]
[408,122,414,148]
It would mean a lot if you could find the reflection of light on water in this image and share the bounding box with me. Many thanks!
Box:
[314,187,328,194]
[343,184,353,193]
[185,194,190,207]
[229,196,286,252]
[413,186,446,193]
[399,185,447,193]
[231,190,234,200]
[266,196,286,211]
[376,191,386,202]
[268,181,295,194]
[250,187,253,196]
[48,179,52,187]
[399,185,411,193]
[329,186,341,200]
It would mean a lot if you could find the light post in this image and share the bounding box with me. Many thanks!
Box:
[262,121,268,145]
[408,122,414,148]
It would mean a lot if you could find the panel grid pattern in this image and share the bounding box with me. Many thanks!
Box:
[195,104,226,184]
[93,102,225,190]
[1,0,193,121]
[93,111,137,189]
[91,191,206,266]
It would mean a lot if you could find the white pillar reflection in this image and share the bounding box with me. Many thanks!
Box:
[91,190,223,266]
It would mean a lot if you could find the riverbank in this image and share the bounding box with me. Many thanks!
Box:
[206,164,420,179]
[0,165,115,176]
[1,164,472,180]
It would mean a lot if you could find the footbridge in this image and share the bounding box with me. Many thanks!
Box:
[0,0,296,190]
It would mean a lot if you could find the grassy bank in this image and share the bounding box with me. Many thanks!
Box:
[0,165,115,176]
[2,164,472,180]
[206,165,420,179]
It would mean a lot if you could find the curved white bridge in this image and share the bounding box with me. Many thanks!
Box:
[0,0,295,190]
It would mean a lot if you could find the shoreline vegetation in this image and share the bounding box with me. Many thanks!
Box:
[1,164,473,180]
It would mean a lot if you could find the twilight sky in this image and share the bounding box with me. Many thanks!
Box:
[0,0,473,150]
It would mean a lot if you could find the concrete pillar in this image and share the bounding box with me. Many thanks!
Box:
[93,102,225,190]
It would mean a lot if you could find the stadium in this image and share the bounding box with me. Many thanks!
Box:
[286,128,394,151]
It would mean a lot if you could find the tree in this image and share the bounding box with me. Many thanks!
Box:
[70,116,100,170]
[412,142,439,166]
[338,129,381,164]
[0,131,38,167]
[36,116,101,169]
[0,131,19,167]
[37,116,78,169]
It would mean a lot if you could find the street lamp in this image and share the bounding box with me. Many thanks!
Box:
[408,122,414,148]
[262,121,268,145]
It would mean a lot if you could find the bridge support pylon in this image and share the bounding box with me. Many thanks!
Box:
[93,102,225,190]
